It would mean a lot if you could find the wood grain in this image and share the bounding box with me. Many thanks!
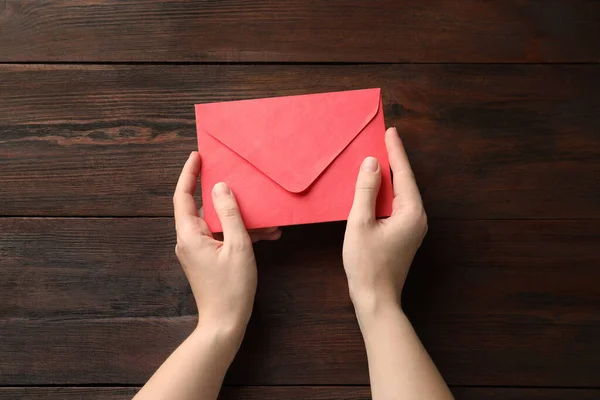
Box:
[222,387,600,400]
[451,388,600,400]
[1,65,598,218]
[0,218,185,319]
[0,0,598,62]
[1,387,600,400]
[1,219,598,385]
[2,0,597,396]
[0,387,138,400]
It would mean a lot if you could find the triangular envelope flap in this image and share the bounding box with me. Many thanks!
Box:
[196,88,381,193]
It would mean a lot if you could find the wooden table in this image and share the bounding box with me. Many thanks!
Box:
[1,1,599,399]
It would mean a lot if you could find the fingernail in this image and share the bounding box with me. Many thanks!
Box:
[391,127,398,135]
[213,182,230,197]
[362,156,378,172]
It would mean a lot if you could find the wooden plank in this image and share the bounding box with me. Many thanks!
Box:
[0,218,186,319]
[451,388,600,400]
[1,387,600,400]
[2,219,598,320]
[0,219,598,385]
[2,297,595,386]
[0,387,138,400]
[0,0,598,62]
[222,387,600,400]
[1,65,599,219]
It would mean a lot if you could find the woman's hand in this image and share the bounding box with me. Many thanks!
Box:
[173,152,280,343]
[342,127,427,314]
[134,151,281,400]
[342,129,452,400]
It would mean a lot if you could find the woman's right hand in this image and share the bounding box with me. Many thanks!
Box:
[342,127,427,315]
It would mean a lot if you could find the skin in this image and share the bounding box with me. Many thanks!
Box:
[134,127,452,400]
[343,128,453,400]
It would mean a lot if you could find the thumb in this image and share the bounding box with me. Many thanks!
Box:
[348,157,381,225]
[212,182,250,250]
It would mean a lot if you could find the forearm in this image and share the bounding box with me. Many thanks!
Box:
[356,300,453,400]
[133,323,243,400]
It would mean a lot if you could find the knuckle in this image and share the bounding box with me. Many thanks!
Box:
[356,173,379,191]
[176,233,209,256]
[355,178,378,192]
[392,196,403,210]
[355,185,377,193]
[175,233,188,247]
[216,204,239,219]
[229,237,251,252]
[176,224,193,240]
[175,240,187,257]
[348,213,371,228]
[406,201,425,217]
[414,206,428,234]
[175,230,196,252]
[420,211,429,236]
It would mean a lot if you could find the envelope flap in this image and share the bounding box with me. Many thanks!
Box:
[195,88,381,193]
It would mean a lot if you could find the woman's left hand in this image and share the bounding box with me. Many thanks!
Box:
[173,151,281,343]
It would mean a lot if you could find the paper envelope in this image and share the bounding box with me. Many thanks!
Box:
[195,88,394,232]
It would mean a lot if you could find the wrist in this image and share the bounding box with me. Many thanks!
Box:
[193,319,247,360]
[350,289,403,328]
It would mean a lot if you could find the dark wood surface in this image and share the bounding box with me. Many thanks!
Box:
[1,0,598,398]
[2,387,600,400]
[1,219,598,386]
[2,65,598,218]
[1,0,599,62]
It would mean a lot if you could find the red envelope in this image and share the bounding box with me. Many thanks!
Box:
[195,88,393,232]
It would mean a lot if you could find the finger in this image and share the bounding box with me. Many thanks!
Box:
[212,182,251,249]
[174,152,210,235]
[251,229,282,243]
[248,226,279,234]
[348,156,381,225]
[385,127,422,206]
[214,228,279,243]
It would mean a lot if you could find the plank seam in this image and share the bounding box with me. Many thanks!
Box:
[0,62,599,66]
[0,384,598,389]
